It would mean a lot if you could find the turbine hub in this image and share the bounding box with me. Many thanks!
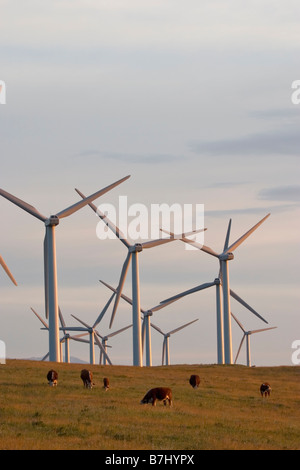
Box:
[130,243,143,253]
[45,215,60,227]
[220,252,234,261]
[145,310,153,317]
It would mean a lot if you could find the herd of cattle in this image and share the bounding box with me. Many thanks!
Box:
[46,369,272,405]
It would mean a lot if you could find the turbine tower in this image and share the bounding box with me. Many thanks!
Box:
[151,319,199,366]
[99,324,132,365]
[178,214,270,364]
[100,280,178,367]
[0,255,17,286]
[231,312,277,367]
[75,189,200,367]
[0,176,130,362]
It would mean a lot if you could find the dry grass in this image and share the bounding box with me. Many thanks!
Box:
[0,360,299,450]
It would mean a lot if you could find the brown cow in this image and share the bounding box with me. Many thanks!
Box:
[189,374,200,389]
[140,387,172,407]
[260,383,271,397]
[80,369,94,389]
[103,377,109,391]
[47,369,58,387]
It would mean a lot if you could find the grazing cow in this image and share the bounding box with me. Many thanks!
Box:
[260,383,271,397]
[189,374,200,389]
[103,377,109,391]
[140,387,172,407]
[80,369,94,389]
[47,369,58,387]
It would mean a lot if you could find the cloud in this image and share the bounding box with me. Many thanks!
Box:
[74,150,183,164]
[189,129,300,157]
[259,185,300,202]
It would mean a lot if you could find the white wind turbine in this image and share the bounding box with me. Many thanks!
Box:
[31,306,89,362]
[231,312,277,367]
[75,189,203,367]
[151,319,199,366]
[99,324,133,365]
[175,214,270,364]
[0,175,130,362]
[0,255,17,286]
[160,276,268,365]
[100,280,178,367]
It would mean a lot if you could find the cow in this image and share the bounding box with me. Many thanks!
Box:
[260,383,271,398]
[80,369,94,389]
[103,377,109,391]
[140,387,172,407]
[47,369,58,387]
[189,374,200,389]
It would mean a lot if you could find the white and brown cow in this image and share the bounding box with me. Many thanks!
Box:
[189,374,200,389]
[140,387,172,407]
[260,382,271,397]
[47,369,58,387]
[80,369,94,389]
[103,377,109,391]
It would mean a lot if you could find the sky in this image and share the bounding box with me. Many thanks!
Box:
[0,0,299,367]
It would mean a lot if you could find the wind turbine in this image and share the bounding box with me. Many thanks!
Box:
[75,189,203,367]
[151,319,199,366]
[0,255,17,286]
[0,175,130,362]
[99,324,133,365]
[173,214,270,364]
[100,280,178,367]
[231,312,277,367]
[31,306,89,362]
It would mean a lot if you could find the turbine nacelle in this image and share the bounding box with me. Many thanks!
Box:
[129,243,143,253]
[219,252,234,261]
[45,216,60,227]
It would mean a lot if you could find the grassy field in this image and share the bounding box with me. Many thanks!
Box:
[0,360,299,450]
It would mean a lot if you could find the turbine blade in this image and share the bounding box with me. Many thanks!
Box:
[0,188,47,222]
[71,314,91,329]
[151,322,165,335]
[168,318,198,335]
[75,188,131,248]
[58,306,66,330]
[230,289,268,324]
[162,338,166,365]
[94,333,112,365]
[105,324,132,339]
[109,252,132,328]
[56,175,130,219]
[223,219,232,251]
[0,255,17,286]
[41,352,49,361]
[160,281,216,304]
[141,237,175,250]
[250,326,277,335]
[101,281,147,315]
[30,307,49,329]
[225,214,270,254]
[231,312,245,333]
[93,292,116,328]
[234,335,245,364]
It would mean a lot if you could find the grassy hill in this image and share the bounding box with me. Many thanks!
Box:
[0,360,299,450]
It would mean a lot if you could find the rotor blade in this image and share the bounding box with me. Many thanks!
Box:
[41,352,49,361]
[43,233,49,320]
[0,188,47,222]
[223,219,232,252]
[93,292,116,328]
[162,338,166,365]
[68,335,90,344]
[250,326,277,335]
[160,281,216,304]
[75,188,130,248]
[105,324,133,339]
[231,312,245,333]
[151,322,165,335]
[0,255,17,286]
[141,237,176,250]
[100,280,146,314]
[56,175,130,219]
[58,306,66,330]
[109,252,132,328]
[234,335,246,364]
[168,318,198,336]
[225,214,270,254]
[230,289,268,324]
[160,228,207,239]
[94,333,113,365]
[71,314,91,329]
[150,297,179,312]
[30,307,49,329]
